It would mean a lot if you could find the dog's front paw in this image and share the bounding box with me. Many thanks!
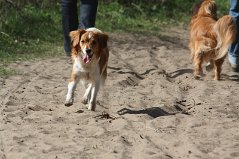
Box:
[193,70,202,80]
[64,99,73,107]
[88,102,96,111]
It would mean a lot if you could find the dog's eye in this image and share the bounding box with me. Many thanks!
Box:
[81,40,85,43]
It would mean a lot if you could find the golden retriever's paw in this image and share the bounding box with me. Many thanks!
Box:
[213,76,220,81]
[193,69,203,80]
[194,74,201,80]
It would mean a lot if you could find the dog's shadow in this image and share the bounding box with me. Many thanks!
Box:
[168,68,239,82]
[117,107,177,118]
[168,69,193,78]
[221,74,239,82]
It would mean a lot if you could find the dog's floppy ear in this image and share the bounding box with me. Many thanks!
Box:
[98,33,109,48]
[69,29,86,47]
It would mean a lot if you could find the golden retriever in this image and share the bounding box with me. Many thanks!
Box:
[189,0,237,80]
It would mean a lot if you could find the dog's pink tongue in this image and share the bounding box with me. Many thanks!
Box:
[83,54,90,63]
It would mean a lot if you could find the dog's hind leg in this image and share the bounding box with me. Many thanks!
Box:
[213,58,224,80]
[193,53,203,79]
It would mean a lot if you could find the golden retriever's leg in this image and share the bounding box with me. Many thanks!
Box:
[213,58,224,80]
[189,42,195,60]
[193,55,203,79]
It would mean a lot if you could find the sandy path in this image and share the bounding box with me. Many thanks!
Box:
[1,29,239,159]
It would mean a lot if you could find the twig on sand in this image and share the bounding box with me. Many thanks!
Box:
[94,111,116,120]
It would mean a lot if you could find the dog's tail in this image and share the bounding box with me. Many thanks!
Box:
[213,15,237,60]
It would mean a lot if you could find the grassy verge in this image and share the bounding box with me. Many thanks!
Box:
[0,0,230,76]
[0,3,62,76]
[0,4,62,61]
[97,0,229,35]
[0,66,20,76]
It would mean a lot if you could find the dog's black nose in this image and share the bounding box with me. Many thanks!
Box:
[86,49,91,55]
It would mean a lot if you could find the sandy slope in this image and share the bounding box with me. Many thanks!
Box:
[1,28,239,159]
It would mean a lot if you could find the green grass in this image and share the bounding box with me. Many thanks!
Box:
[0,3,62,62]
[96,0,230,35]
[0,0,230,76]
[97,2,186,34]
[0,67,19,76]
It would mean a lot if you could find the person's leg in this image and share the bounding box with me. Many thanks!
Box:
[229,0,239,71]
[79,0,98,29]
[61,0,79,57]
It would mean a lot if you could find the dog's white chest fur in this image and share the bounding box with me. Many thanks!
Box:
[73,56,100,82]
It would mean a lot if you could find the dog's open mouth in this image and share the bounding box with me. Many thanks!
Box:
[83,54,93,64]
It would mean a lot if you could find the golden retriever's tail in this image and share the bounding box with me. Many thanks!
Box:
[213,15,237,60]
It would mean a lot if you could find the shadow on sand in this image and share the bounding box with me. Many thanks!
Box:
[117,107,178,118]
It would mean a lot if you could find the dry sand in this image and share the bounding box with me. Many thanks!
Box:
[1,28,239,159]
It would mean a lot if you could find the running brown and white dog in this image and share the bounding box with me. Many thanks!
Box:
[189,0,237,80]
[65,28,109,111]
